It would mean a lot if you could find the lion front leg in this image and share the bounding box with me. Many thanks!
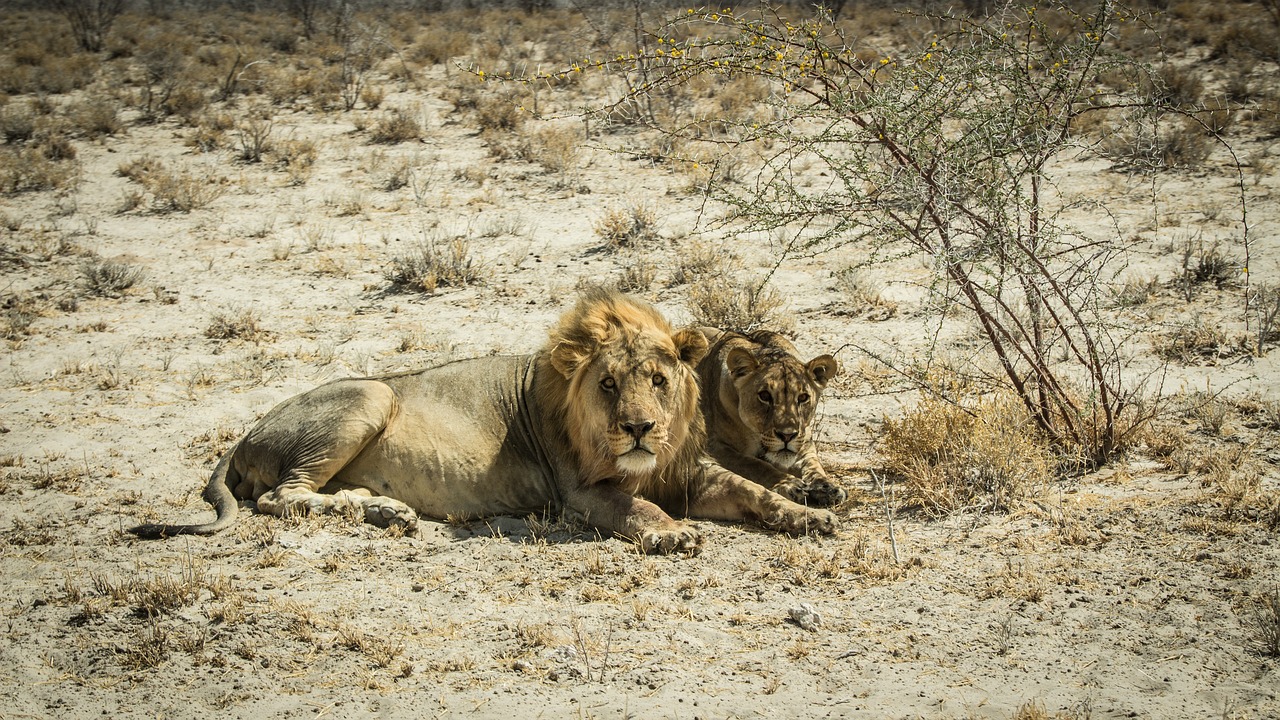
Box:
[563,482,703,555]
[686,461,837,536]
[709,443,842,509]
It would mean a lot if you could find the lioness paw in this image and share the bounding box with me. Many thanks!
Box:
[773,479,810,505]
[800,478,847,508]
[639,525,703,555]
[363,498,418,531]
[766,507,837,536]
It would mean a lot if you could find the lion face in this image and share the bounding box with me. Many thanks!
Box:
[725,346,837,468]
[547,292,708,482]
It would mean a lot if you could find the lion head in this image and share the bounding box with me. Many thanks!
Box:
[539,289,709,488]
[721,332,837,469]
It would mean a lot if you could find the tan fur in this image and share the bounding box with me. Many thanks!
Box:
[697,328,846,507]
[131,290,835,553]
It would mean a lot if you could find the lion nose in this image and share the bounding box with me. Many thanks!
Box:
[622,421,656,439]
[775,430,798,444]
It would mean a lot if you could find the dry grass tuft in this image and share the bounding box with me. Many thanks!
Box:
[117,157,226,213]
[369,106,423,144]
[1152,316,1246,364]
[80,258,145,297]
[880,392,1054,516]
[1250,588,1280,657]
[686,276,788,334]
[593,203,660,249]
[385,235,482,294]
[205,307,270,343]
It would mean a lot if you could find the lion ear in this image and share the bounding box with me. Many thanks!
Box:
[807,354,839,387]
[672,328,709,367]
[550,341,590,379]
[725,346,758,378]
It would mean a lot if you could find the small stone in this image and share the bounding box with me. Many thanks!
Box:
[789,602,821,631]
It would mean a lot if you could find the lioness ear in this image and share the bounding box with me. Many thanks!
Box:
[725,346,758,378]
[807,354,839,387]
[550,341,590,379]
[672,328,709,367]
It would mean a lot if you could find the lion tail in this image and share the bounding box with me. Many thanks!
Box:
[128,444,241,539]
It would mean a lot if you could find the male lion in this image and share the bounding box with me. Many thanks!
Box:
[131,290,835,554]
[697,328,847,507]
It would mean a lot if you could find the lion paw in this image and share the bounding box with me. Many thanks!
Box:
[775,478,846,508]
[363,498,418,531]
[765,506,837,536]
[639,525,703,556]
[800,477,847,508]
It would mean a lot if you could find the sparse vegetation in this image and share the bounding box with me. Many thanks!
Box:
[0,2,1276,716]
[205,307,269,343]
[80,258,145,297]
[686,275,786,334]
[1251,588,1280,657]
[594,203,660,249]
[880,390,1055,516]
[369,106,423,144]
[385,235,482,294]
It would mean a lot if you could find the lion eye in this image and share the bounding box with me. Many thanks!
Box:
[758,390,773,404]
[798,393,810,404]
[652,374,666,387]
[600,377,616,391]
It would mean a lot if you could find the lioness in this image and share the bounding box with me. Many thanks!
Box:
[698,328,847,507]
[130,290,835,554]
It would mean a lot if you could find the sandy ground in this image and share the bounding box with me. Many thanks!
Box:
[3,11,1280,719]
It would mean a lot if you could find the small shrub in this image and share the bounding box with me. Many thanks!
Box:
[118,158,226,213]
[0,146,78,193]
[1109,275,1159,307]
[1190,242,1238,288]
[1148,64,1203,110]
[474,92,523,132]
[81,259,145,297]
[671,240,728,285]
[236,114,273,163]
[834,268,899,319]
[1250,588,1280,657]
[686,276,786,333]
[409,26,471,65]
[879,392,1054,516]
[67,95,122,138]
[617,260,657,292]
[206,308,269,342]
[1101,116,1212,170]
[360,85,385,110]
[594,203,660,249]
[1,293,40,340]
[1153,317,1245,364]
[385,236,482,294]
[0,103,36,143]
[275,138,318,186]
[518,124,581,176]
[369,107,422,144]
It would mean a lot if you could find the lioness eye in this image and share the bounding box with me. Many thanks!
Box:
[652,374,666,387]
[600,377,616,391]
[798,393,810,404]
[758,390,773,404]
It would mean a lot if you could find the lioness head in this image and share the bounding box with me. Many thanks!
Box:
[724,334,837,468]
[544,289,708,482]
